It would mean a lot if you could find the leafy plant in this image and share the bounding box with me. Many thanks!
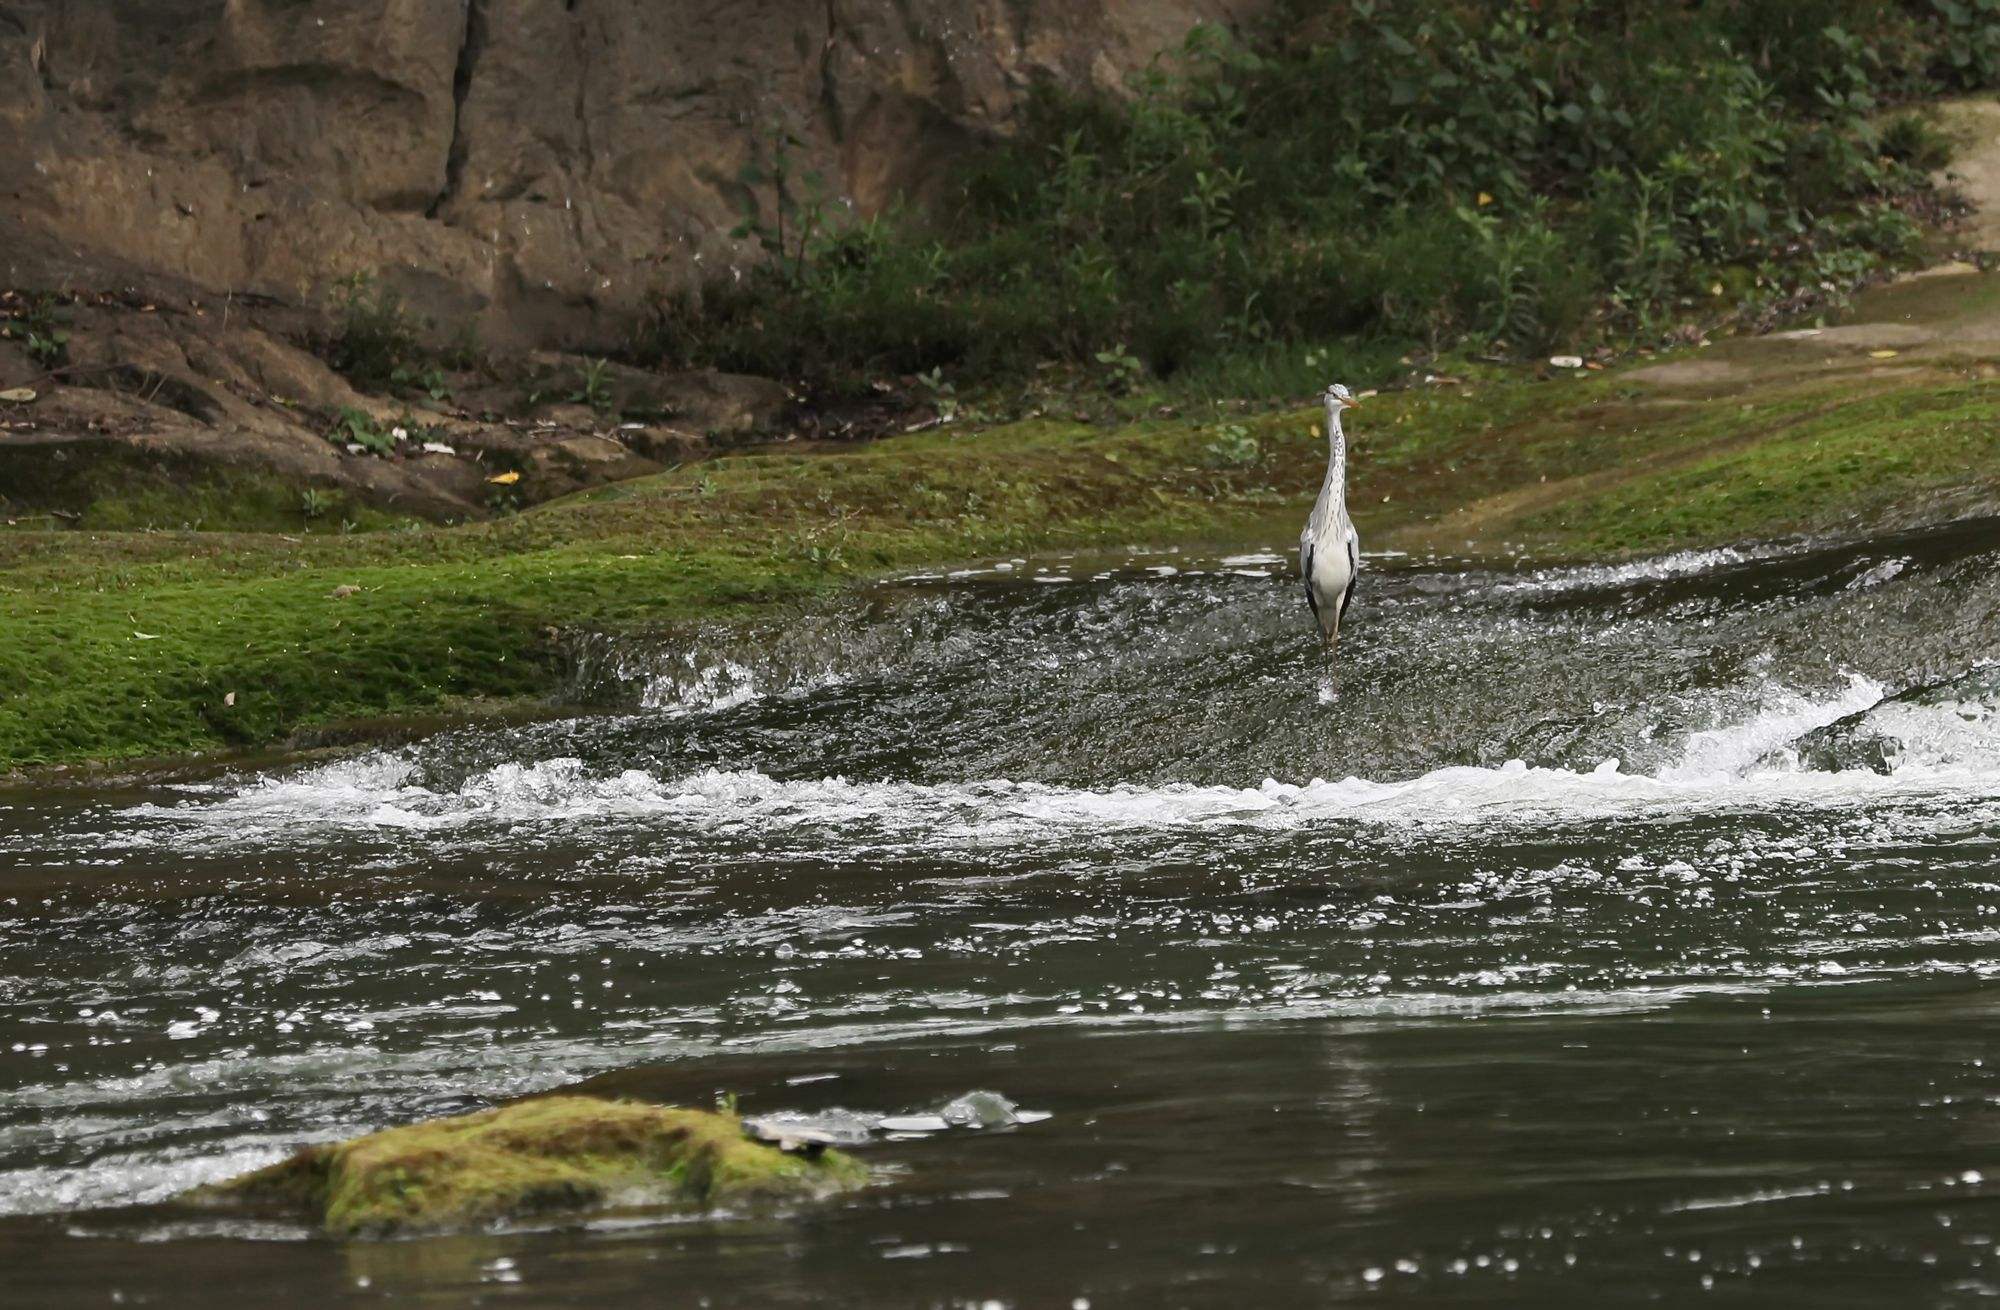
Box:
[1203,422,1260,468]
[393,364,454,403]
[3,294,69,369]
[299,488,335,520]
[731,122,837,287]
[570,358,614,413]
[328,407,396,456]
[1094,344,1146,393]
[1931,0,2000,88]
[916,366,959,422]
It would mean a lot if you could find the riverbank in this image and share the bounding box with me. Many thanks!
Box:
[8,276,2000,775]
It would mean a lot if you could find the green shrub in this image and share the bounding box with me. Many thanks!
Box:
[1926,0,2000,89]
[638,0,1987,399]
[327,275,422,392]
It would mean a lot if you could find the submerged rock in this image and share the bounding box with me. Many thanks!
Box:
[938,1091,1024,1128]
[185,1096,867,1237]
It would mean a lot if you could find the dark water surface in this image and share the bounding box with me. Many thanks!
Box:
[4,522,2000,1306]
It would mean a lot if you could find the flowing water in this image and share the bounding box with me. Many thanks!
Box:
[5,518,2000,1307]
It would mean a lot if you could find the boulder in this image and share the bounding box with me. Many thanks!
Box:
[185,1096,868,1237]
[0,0,1266,349]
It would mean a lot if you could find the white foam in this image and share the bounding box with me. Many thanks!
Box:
[1661,675,1884,781]
[0,1139,297,1218]
[1499,545,1769,595]
[121,677,2000,845]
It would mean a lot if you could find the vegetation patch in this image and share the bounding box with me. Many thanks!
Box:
[186,1096,867,1237]
[641,0,1986,399]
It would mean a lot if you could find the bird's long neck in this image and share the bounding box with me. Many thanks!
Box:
[1323,405,1348,508]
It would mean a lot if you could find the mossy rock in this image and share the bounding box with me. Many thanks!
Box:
[186,1096,867,1237]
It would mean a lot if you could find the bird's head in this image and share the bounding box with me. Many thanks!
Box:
[1322,382,1360,412]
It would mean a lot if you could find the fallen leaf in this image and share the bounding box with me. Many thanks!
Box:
[133,631,160,640]
[1477,192,1494,207]
[420,441,456,455]
[224,692,236,707]
[0,387,34,404]
[329,584,360,599]
[487,470,521,485]
[1869,349,1900,359]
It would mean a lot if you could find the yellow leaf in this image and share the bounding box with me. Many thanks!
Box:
[487,470,522,485]
[1869,349,1899,359]
[1477,192,1493,207]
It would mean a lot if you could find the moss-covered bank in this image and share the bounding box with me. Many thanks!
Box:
[186,1097,866,1237]
[6,325,2000,773]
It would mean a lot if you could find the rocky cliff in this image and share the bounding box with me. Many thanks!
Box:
[1,0,1258,348]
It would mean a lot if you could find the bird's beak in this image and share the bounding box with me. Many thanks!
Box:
[1343,399,1361,411]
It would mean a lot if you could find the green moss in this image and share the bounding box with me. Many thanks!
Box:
[190,1096,867,1237]
[0,453,415,535]
[1499,382,2000,553]
[0,412,1293,770]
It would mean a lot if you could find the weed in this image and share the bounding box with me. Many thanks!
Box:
[299,488,335,520]
[2,294,69,369]
[730,122,838,287]
[328,407,396,456]
[327,275,424,392]
[788,521,849,571]
[394,364,454,403]
[917,366,959,422]
[1203,422,1260,468]
[1880,110,1953,172]
[1094,344,1146,394]
[570,358,614,413]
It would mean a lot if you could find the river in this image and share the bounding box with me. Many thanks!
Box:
[4,519,1999,1306]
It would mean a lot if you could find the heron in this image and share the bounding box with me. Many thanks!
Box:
[1300,382,1360,666]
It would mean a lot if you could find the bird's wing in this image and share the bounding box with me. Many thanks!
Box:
[1336,529,1358,624]
[1300,531,1322,628]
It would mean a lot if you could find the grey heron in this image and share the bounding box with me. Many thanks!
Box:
[1300,382,1361,662]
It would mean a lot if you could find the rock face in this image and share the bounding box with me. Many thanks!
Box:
[185,1096,869,1236]
[0,0,1261,350]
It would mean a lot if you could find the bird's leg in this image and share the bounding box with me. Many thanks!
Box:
[1316,633,1341,704]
